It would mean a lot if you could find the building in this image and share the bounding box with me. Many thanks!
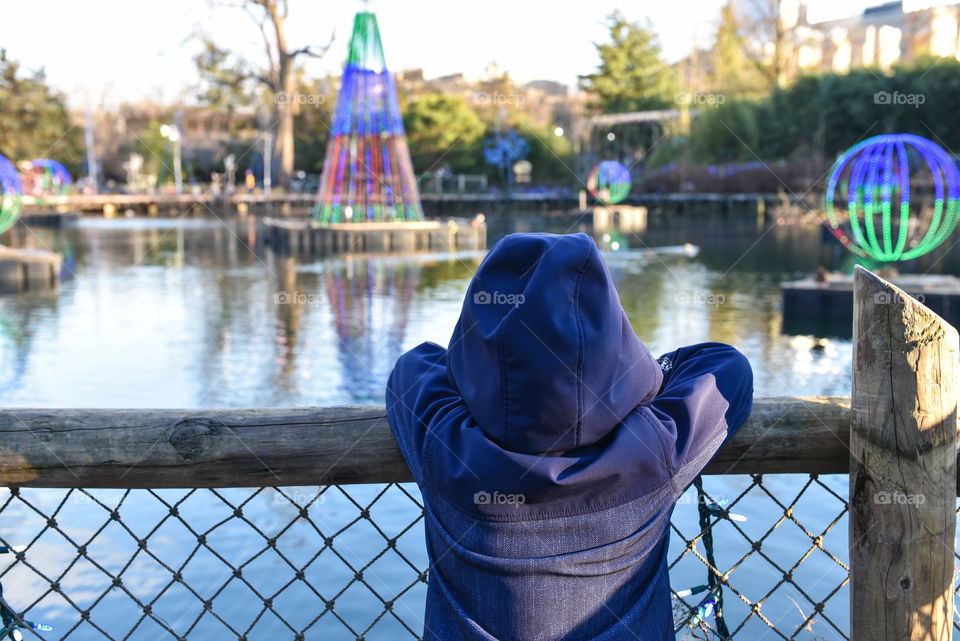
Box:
[72,103,261,183]
[797,1,960,72]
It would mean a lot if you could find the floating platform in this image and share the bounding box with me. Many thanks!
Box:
[782,272,960,337]
[591,205,648,233]
[600,243,699,262]
[0,245,61,293]
[18,209,80,227]
[262,217,486,256]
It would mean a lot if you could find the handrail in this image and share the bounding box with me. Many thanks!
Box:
[0,397,852,489]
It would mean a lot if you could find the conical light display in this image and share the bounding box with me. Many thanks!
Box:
[313,11,423,225]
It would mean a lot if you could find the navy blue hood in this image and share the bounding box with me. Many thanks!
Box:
[445,232,662,455]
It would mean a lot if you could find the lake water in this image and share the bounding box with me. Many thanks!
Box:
[0,215,952,640]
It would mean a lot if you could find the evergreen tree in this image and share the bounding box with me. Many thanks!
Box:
[580,11,677,113]
[402,94,486,173]
[710,2,767,97]
[0,50,83,175]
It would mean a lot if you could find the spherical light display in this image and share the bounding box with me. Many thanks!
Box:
[588,161,631,205]
[31,159,72,196]
[824,133,960,261]
[0,153,23,235]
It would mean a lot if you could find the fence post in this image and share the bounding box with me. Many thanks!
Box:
[850,265,958,640]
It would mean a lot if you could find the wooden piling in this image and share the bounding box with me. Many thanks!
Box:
[366,229,389,253]
[850,266,957,640]
[594,206,647,233]
[23,258,55,289]
[0,260,24,292]
[392,228,417,253]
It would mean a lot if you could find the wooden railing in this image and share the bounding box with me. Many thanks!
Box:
[0,397,850,489]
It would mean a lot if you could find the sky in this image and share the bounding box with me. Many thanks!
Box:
[0,0,934,108]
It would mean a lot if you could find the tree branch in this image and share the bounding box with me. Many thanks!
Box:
[288,35,334,60]
[243,3,279,79]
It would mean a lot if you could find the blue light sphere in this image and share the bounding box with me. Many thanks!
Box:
[0,153,23,235]
[588,161,631,205]
[824,133,960,261]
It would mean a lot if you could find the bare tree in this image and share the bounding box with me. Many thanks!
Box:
[737,0,806,88]
[199,0,333,188]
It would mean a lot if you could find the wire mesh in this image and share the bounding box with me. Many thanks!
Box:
[0,473,943,640]
[670,474,850,640]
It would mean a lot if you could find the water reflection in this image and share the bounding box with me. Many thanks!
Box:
[0,307,31,393]
[271,256,424,403]
[0,216,870,408]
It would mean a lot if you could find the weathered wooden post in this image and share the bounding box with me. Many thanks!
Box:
[392,228,416,253]
[0,259,23,292]
[850,265,957,640]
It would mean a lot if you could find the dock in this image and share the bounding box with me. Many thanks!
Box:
[0,245,61,293]
[262,216,487,255]
[781,272,960,335]
[20,191,787,217]
[591,205,648,232]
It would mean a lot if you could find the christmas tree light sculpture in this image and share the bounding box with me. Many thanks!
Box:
[313,11,423,224]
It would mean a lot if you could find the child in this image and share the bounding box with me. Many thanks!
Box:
[386,232,753,640]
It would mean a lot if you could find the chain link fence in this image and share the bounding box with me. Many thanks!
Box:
[669,474,849,640]
[0,474,954,640]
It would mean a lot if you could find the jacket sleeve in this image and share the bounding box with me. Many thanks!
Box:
[385,341,460,487]
[647,342,753,494]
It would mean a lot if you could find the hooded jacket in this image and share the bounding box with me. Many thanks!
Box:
[386,232,753,640]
